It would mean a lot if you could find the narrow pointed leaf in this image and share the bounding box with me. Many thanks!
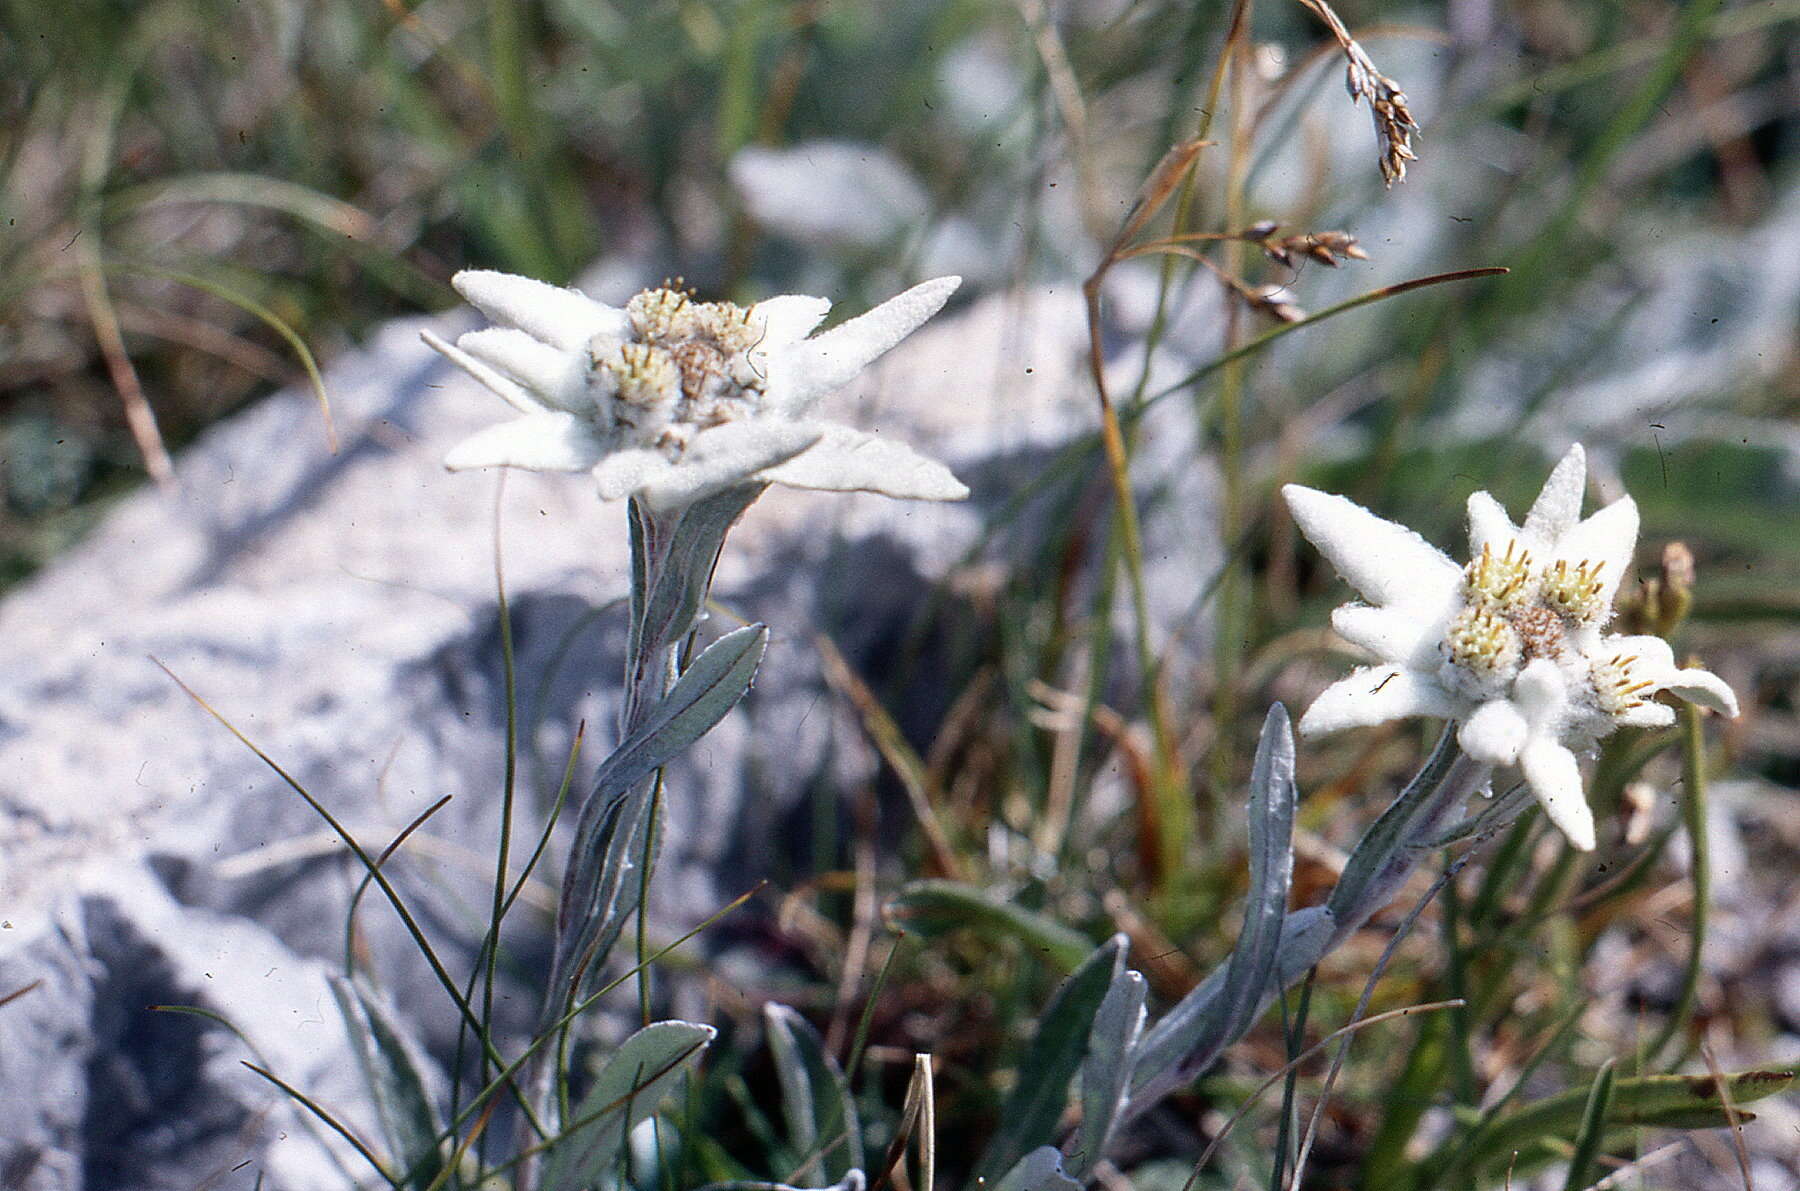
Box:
[328,975,444,1189]
[1561,1061,1616,1191]
[765,1004,864,1182]
[1067,968,1146,1177]
[1111,138,1211,252]
[1325,727,1468,944]
[1128,707,1296,1105]
[556,624,769,993]
[543,1020,716,1190]
[634,485,765,657]
[993,1147,1083,1191]
[1448,1068,1792,1180]
[974,935,1128,1183]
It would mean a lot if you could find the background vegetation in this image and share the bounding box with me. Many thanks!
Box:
[4,0,1797,1186]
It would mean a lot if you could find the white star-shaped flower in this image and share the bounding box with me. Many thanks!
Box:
[422,271,970,510]
[1284,445,1738,851]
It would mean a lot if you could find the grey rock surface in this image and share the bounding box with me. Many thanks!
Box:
[0,283,1219,1187]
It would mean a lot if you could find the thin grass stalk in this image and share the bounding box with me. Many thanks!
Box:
[1107,0,1251,882]
[479,478,522,1160]
[243,1061,407,1189]
[448,726,583,1164]
[1208,2,1257,816]
[343,795,455,977]
[1290,858,1473,1188]
[1080,278,1189,884]
[1180,1000,1468,1191]
[154,1003,366,1185]
[847,936,908,1084]
[1501,0,1729,292]
[1559,1060,1618,1191]
[422,1097,497,1191]
[1441,876,1477,1107]
[1269,972,1316,1191]
[1130,0,1250,412]
[156,662,544,1135]
[1645,701,1711,1066]
[433,883,761,1174]
[1146,268,1509,406]
[75,236,174,487]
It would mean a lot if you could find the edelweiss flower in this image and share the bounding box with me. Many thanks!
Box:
[423,271,969,510]
[1284,445,1738,850]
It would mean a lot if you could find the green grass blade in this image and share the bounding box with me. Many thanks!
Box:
[1560,1060,1616,1191]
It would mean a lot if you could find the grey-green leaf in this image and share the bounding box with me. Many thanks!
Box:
[554,623,769,998]
[327,974,444,1189]
[974,934,1128,1184]
[1211,704,1296,1045]
[543,1019,716,1191]
[633,485,763,654]
[992,1146,1083,1191]
[765,1004,864,1182]
[1129,706,1297,1106]
[1067,966,1146,1177]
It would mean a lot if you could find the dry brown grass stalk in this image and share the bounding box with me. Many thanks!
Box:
[1294,0,1421,185]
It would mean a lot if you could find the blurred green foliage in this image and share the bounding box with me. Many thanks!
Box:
[5,0,1798,1185]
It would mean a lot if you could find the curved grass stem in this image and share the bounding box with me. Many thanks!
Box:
[1645,701,1710,1066]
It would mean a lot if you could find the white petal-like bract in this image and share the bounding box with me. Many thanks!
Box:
[758,425,970,501]
[1286,443,1739,852]
[752,295,833,349]
[1297,665,1458,737]
[765,277,961,415]
[1282,485,1459,609]
[1458,699,1529,765]
[1521,443,1587,547]
[445,413,607,473]
[636,421,822,511]
[430,270,967,510]
[452,270,629,351]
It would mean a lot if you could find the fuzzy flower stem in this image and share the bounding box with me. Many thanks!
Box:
[515,488,758,1189]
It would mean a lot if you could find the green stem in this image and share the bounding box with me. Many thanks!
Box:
[1645,702,1710,1065]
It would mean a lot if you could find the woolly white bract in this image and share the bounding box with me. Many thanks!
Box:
[1284,445,1737,851]
[424,271,969,510]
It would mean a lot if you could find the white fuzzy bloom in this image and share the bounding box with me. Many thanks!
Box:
[1284,445,1738,851]
[424,271,969,511]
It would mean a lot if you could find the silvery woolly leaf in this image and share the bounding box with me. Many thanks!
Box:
[1212,705,1297,1045]
[1325,727,1467,947]
[632,487,765,660]
[327,975,444,1189]
[765,1004,864,1182]
[1067,967,1146,1178]
[1128,707,1295,1103]
[992,1147,1083,1191]
[554,624,769,996]
[974,934,1127,1184]
[542,1020,716,1191]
